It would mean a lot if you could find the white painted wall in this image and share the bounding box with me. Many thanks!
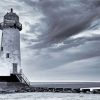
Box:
[0,28,21,74]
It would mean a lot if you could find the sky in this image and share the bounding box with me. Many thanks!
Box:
[0,0,100,82]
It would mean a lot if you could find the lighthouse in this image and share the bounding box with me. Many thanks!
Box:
[0,8,22,74]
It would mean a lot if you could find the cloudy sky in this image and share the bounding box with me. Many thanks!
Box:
[0,0,100,82]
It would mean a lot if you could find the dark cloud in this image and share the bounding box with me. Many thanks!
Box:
[19,0,100,81]
[48,35,100,52]
[39,1,99,39]
[16,0,100,81]
[20,0,100,49]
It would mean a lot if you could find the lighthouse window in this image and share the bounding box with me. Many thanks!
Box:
[6,53,9,58]
[1,47,3,51]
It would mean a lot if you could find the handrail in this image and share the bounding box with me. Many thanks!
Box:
[16,72,30,86]
[21,72,30,86]
[16,74,22,82]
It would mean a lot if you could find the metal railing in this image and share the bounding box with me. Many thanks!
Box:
[21,72,30,86]
[16,73,30,86]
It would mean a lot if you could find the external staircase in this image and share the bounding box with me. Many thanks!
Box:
[14,72,30,87]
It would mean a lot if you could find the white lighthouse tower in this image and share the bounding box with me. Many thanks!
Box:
[0,8,22,74]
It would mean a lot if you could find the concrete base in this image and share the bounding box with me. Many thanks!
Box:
[0,74,20,82]
[0,82,31,93]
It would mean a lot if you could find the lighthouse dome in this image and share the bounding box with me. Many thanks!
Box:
[0,8,22,31]
[4,8,19,23]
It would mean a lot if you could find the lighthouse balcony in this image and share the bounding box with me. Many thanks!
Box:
[0,22,22,31]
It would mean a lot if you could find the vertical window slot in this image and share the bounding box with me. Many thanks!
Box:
[1,47,3,51]
[6,53,9,58]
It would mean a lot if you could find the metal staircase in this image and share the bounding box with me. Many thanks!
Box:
[15,73,30,86]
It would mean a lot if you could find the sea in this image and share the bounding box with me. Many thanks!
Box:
[0,92,100,100]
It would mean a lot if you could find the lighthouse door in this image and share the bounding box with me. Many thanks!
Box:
[13,63,18,74]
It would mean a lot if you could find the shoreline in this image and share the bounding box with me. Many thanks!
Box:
[0,87,100,94]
